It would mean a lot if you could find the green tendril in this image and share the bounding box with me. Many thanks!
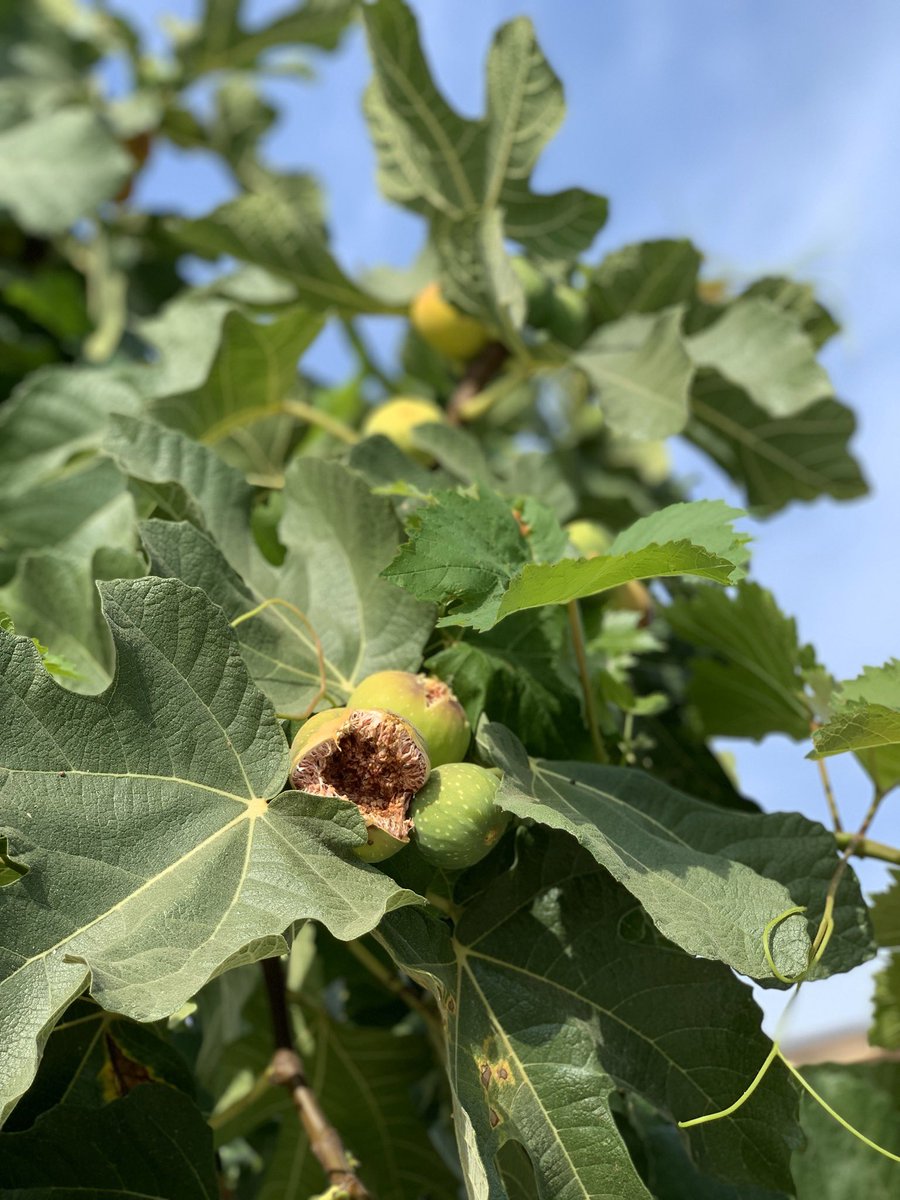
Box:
[678,1043,780,1128]
[763,906,807,983]
[778,1051,900,1164]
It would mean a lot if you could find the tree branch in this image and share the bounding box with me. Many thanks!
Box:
[260,957,371,1200]
[447,341,510,423]
[835,832,900,865]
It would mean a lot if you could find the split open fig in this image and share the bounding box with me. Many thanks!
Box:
[289,707,430,862]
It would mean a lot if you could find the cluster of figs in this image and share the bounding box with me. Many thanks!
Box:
[288,671,509,868]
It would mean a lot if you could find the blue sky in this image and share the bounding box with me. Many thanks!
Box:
[108,0,900,1041]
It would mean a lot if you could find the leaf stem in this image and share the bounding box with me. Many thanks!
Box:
[260,956,372,1199]
[344,938,443,1036]
[810,720,842,831]
[282,398,360,444]
[834,832,900,866]
[567,599,608,763]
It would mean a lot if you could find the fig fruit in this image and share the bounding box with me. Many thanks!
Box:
[564,519,613,559]
[362,396,446,463]
[510,256,554,326]
[608,578,653,624]
[289,707,430,862]
[410,282,491,360]
[347,670,470,767]
[544,283,590,347]
[411,763,509,870]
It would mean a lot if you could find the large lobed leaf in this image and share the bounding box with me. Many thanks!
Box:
[380,829,802,1199]
[687,370,866,514]
[666,582,816,741]
[362,0,606,323]
[0,576,419,1125]
[686,297,832,418]
[384,491,750,631]
[479,723,872,983]
[0,106,131,234]
[107,416,435,714]
[575,307,694,439]
[170,176,401,315]
[0,1083,219,1198]
[809,659,900,794]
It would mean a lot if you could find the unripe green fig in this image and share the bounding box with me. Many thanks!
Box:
[545,283,590,347]
[362,396,447,463]
[411,763,510,870]
[510,256,554,326]
[564,519,614,559]
[347,671,470,768]
[410,282,491,360]
[289,706,430,863]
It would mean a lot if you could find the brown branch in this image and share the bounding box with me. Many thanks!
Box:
[447,341,510,424]
[260,957,371,1199]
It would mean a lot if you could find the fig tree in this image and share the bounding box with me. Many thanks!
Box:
[347,670,470,767]
[289,706,430,862]
[362,396,446,463]
[411,763,510,870]
[410,282,491,360]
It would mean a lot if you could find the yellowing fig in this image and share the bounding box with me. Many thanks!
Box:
[347,670,470,768]
[289,707,430,862]
[411,763,509,870]
[410,282,491,360]
[564,519,614,559]
[362,396,447,463]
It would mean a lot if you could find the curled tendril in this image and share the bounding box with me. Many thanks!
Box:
[763,905,808,983]
[679,896,899,1166]
[230,597,329,720]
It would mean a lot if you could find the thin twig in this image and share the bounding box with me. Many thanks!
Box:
[447,341,510,424]
[567,599,608,763]
[343,938,442,1036]
[283,398,360,445]
[260,957,372,1199]
[811,785,886,962]
[834,832,900,866]
[810,720,842,831]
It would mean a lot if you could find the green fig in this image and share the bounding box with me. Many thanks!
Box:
[347,670,470,767]
[510,256,554,326]
[289,707,430,863]
[411,763,509,870]
[545,283,590,347]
